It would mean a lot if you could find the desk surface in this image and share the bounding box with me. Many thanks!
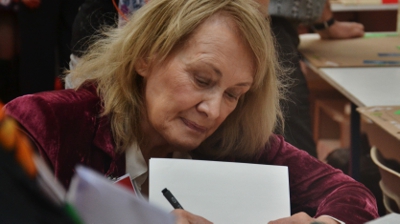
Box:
[317,67,400,107]
[299,33,400,68]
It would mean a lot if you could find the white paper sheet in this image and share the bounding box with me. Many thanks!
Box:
[365,213,400,224]
[149,158,290,223]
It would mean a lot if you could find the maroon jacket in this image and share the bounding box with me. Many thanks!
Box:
[5,85,378,223]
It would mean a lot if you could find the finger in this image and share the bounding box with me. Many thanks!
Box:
[268,212,314,223]
[172,209,213,224]
[349,24,365,38]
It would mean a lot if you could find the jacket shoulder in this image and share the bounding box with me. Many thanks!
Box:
[4,87,102,166]
[5,87,101,139]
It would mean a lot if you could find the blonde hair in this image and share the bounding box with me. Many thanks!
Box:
[68,0,284,158]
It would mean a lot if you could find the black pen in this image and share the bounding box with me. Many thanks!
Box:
[162,188,184,210]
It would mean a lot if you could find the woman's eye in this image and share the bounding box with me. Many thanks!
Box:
[195,76,211,86]
[225,92,239,101]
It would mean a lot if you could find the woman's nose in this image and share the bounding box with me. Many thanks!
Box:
[196,93,222,119]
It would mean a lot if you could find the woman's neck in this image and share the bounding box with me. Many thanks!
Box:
[139,114,177,162]
[139,138,175,164]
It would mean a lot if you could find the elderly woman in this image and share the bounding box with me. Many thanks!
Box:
[5,0,377,223]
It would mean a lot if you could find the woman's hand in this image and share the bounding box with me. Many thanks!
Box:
[317,21,364,40]
[268,212,339,224]
[172,209,213,224]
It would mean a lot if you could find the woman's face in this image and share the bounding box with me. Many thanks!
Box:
[137,15,255,151]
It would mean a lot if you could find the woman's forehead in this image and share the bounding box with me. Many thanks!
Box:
[193,13,242,39]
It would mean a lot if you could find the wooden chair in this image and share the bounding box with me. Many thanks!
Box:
[370,146,400,214]
[313,99,350,161]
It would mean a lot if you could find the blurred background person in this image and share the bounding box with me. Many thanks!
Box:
[269,0,364,158]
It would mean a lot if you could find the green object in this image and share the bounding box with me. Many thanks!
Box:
[394,110,400,115]
[364,32,399,38]
[64,203,85,224]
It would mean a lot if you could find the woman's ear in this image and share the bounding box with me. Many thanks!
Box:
[134,58,150,77]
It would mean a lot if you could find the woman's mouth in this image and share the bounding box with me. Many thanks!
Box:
[181,118,207,133]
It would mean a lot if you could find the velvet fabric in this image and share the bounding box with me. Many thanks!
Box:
[5,85,379,223]
[5,85,125,188]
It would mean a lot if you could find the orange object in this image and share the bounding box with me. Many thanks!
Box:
[0,118,18,150]
[0,102,37,178]
[15,133,37,178]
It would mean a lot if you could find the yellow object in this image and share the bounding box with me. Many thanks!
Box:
[0,118,18,150]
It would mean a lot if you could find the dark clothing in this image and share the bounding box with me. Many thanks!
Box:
[70,0,117,57]
[0,147,76,224]
[271,16,317,157]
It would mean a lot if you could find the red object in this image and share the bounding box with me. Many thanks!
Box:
[382,0,398,3]
[114,174,136,194]
[54,77,63,90]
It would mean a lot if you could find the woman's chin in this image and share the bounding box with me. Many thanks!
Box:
[169,138,202,152]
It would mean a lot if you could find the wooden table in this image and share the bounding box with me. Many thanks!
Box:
[357,105,400,164]
[299,33,400,180]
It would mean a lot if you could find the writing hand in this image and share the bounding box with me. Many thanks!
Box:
[172,209,213,224]
[268,212,339,224]
[317,21,364,40]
